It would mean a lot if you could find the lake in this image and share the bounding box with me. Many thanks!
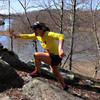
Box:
[0,34,97,63]
[0,35,45,62]
[0,18,46,62]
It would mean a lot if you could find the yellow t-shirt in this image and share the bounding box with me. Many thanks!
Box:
[19,31,65,55]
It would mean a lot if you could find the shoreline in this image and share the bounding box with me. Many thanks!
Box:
[0,30,9,36]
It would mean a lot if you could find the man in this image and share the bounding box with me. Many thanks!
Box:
[10,21,68,90]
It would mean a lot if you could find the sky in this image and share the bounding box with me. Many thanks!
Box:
[0,0,21,14]
[0,0,99,14]
[0,0,37,14]
[0,0,51,14]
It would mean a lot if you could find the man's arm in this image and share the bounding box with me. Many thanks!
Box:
[58,39,66,58]
[10,31,36,39]
[10,31,20,38]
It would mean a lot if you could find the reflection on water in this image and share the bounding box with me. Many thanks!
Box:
[0,35,10,48]
[0,35,44,62]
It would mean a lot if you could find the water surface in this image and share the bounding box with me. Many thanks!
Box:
[0,35,44,62]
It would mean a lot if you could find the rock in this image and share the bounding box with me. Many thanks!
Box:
[0,44,33,72]
[0,43,3,49]
[0,58,17,81]
[0,48,24,68]
[0,96,11,100]
[0,43,33,82]
[23,78,83,100]
[40,65,75,80]
[0,94,11,100]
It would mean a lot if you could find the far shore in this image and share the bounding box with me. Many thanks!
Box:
[0,30,9,35]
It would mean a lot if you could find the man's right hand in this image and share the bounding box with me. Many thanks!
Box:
[10,31,20,38]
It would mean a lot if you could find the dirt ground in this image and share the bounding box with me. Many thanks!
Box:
[72,60,100,79]
[62,60,100,79]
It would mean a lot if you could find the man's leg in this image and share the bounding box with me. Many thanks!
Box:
[30,52,51,75]
[51,66,66,89]
[30,52,67,90]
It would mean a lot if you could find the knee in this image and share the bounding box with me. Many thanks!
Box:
[52,67,59,75]
[34,52,40,60]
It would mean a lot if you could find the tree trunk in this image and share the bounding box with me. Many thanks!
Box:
[69,0,76,70]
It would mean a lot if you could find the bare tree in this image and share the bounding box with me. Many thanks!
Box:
[18,0,31,27]
[32,0,67,32]
[18,0,38,52]
[8,0,14,51]
[68,0,76,70]
[90,0,100,78]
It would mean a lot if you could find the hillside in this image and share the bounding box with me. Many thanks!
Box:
[1,9,100,34]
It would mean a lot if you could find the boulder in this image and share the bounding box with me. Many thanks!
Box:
[23,78,82,100]
[0,58,16,81]
[0,43,33,72]
[0,95,11,100]
[0,43,33,82]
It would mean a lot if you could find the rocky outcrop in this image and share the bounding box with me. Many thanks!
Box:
[0,58,16,81]
[23,77,82,100]
[0,43,86,100]
[0,43,33,82]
